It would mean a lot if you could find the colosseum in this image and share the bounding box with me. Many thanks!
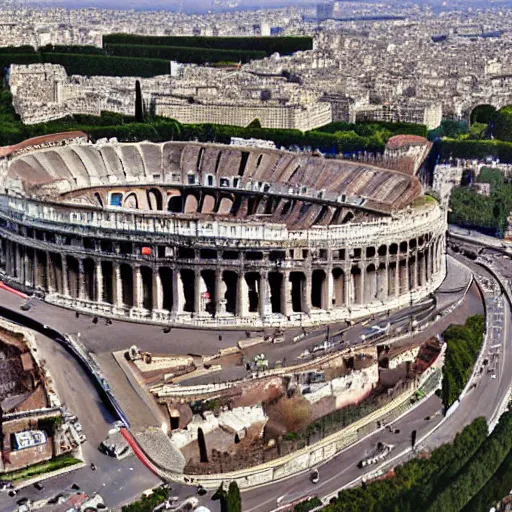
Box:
[0,134,447,328]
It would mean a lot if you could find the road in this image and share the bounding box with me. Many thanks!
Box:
[0,250,497,512]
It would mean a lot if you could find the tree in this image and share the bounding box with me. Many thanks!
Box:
[227,481,242,512]
[212,482,228,512]
[135,80,144,122]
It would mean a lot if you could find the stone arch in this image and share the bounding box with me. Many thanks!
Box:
[470,104,496,125]
[201,193,217,214]
[123,192,138,209]
[147,188,163,211]
[184,193,199,214]
[312,269,326,309]
[66,255,80,299]
[83,258,95,301]
[217,196,233,214]
[168,193,183,213]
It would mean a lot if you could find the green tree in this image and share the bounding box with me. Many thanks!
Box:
[135,80,144,122]
[227,481,242,512]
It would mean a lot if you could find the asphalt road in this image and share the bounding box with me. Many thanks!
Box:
[243,394,443,511]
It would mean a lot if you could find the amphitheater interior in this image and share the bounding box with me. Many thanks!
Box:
[0,138,447,328]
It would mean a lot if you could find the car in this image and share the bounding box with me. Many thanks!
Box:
[71,483,80,490]
[492,374,497,379]
[197,486,207,496]
[0,480,14,491]
[16,497,28,506]
[34,482,44,491]
[310,469,319,484]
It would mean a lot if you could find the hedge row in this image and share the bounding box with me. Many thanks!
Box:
[103,34,313,55]
[104,43,266,64]
[440,139,512,163]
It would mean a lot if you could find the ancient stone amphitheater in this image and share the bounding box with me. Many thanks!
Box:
[0,135,447,328]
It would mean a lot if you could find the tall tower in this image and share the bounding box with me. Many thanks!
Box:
[316,1,334,23]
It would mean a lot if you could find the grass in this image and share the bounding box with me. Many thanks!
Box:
[2,455,82,482]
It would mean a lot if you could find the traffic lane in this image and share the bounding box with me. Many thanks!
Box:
[243,394,442,512]
[31,331,114,447]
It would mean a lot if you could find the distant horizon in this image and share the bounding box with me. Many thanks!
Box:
[21,0,319,14]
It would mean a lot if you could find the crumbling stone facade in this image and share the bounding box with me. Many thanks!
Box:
[0,140,446,328]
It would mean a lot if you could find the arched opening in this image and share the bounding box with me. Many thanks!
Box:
[141,266,153,310]
[94,192,104,207]
[245,273,260,313]
[102,261,114,304]
[168,194,183,213]
[197,427,208,463]
[83,258,95,301]
[365,264,377,303]
[120,264,134,308]
[184,194,199,213]
[222,271,237,314]
[332,268,344,307]
[123,192,138,209]
[311,269,326,309]
[160,268,173,311]
[180,269,195,313]
[290,272,306,313]
[66,256,80,299]
[268,272,283,314]
[201,194,216,214]
[351,266,362,304]
[147,188,163,211]
[470,104,496,125]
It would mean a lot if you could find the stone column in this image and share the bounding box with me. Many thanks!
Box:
[326,268,334,311]
[61,255,69,296]
[280,271,292,317]
[23,249,31,287]
[112,263,123,308]
[215,270,224,316]
[237,273,249,318]
[78,259,86,301]
[133,265,143,309]
[172,269,184,315]
[15,243,22,280]
[95,261,104,303]
[153,268,163,311]
[344,266,351,306]
[194,270,202,315]
[259,271,272,318]
[46,252,54,293]
[394,259,400,298]
[33,250,39,288]
[411,255,418,291]
[304,272,312,314]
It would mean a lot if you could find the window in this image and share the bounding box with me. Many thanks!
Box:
[220,177,230,187]
[187,173,196,185]
[206,175,214,186]
[110,193,123,207]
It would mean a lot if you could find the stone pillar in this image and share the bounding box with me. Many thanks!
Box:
[33,250,39,288]
[344,267,351,306]
[237,273,248,318]
[194,270,202,315]
[411,255,418,291]
[153,268,163,311]
[394,260,400,298]
[78,259,86,301]
[61,255,69,296]
[259,271,272,318]
[15,243,22,280]
[172,269,185,315]
[280,271,292,317]
[23,249,31,286]
[304,272,312,314]
[215,270,225,316]
[112,263,123,308]
[133,265,143,309]
[326,268,334,311]
[95,261,104,303]
[46,252,54,293]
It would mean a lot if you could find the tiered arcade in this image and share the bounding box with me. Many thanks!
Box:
[0,139,447,328]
